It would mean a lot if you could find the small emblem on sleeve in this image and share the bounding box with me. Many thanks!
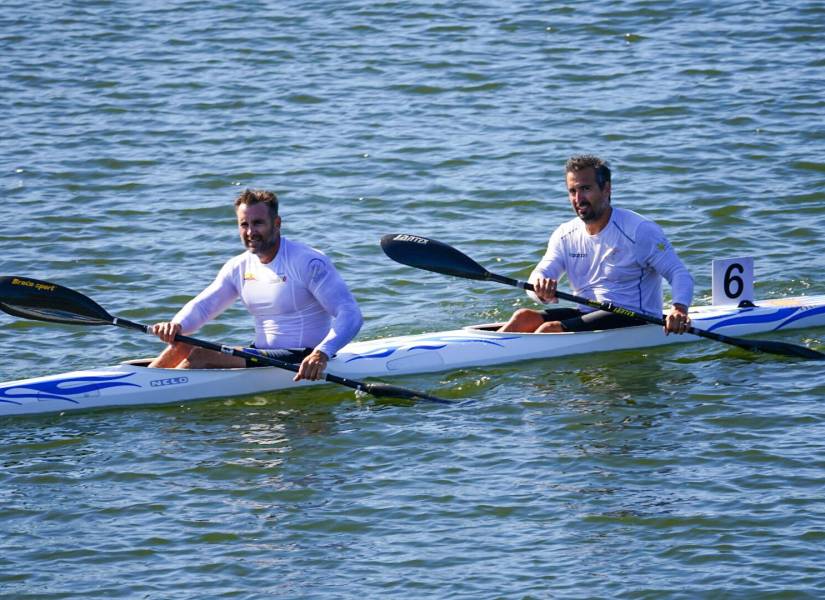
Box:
[308,258,328,283]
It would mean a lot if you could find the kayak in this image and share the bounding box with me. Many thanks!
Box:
[2,294,824,417]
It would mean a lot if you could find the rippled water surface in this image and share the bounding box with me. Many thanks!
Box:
[2,1,824,598]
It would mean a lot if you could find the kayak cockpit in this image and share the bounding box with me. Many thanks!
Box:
[122,358,154,367]
[462,323,506,332]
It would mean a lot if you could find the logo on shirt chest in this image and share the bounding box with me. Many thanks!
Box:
[568,247,621,260]
[244,271,287,283]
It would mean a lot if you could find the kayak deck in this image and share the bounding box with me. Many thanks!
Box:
[336,294,825,377]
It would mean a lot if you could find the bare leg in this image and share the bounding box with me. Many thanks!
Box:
[179,347,246,369]
[535,321,564,333]
[148,342,193,368]
[498,308,547,332]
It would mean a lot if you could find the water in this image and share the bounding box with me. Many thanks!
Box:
[2,1,824,597]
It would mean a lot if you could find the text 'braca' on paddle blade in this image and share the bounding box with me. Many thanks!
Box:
[0,276,113,326]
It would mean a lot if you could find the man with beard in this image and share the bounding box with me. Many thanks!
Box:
[149,189,362,381]
[499,155,694,335]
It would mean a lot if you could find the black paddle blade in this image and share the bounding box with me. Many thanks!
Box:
[734,337,825,360]
[381,233,491,281]
[0,276,114,326]
[362,381,454,404]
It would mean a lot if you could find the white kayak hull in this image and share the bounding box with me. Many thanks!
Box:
[2,295,824,416]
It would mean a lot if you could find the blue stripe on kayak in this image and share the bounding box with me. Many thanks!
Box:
[702,304,825,332]
[704,308,798,332]
[0,373,140,405]
[774,304,825,330]
[345,335,521,363]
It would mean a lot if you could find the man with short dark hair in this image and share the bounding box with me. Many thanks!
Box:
[150,189,363,381]
[499,155,694,335]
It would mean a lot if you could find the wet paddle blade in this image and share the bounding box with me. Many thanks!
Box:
[0,276,114,326]
[362,381,453,404]
[730,336,825,360]
[381,234,491,281]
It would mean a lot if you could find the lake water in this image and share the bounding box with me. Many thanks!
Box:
[2,1,824,597]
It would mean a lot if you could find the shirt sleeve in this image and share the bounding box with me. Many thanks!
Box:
[527,227,566,304]
[633,221,694,309]
[303,255,363,357]
[172,261,240,334]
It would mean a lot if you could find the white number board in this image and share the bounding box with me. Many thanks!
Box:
[712,257,754,305]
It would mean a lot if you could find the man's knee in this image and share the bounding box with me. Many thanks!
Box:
[535,320,564,333]
[183,347,247,369]
[500,308,545,332]
[181,347,218,369]
[149,342,192,369]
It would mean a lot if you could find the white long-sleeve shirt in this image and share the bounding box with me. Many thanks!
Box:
[530,207,694,315]
[172,237,363,357]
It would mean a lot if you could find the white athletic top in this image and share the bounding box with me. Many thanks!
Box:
[172,237,363,357]
[529,207,694,315]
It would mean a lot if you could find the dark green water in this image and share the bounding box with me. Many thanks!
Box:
[2,1,824,597]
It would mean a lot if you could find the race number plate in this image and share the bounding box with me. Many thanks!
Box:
[712,257,754,305]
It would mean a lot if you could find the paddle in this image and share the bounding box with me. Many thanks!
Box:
[0,276,452,404]
[380,234,825,360]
